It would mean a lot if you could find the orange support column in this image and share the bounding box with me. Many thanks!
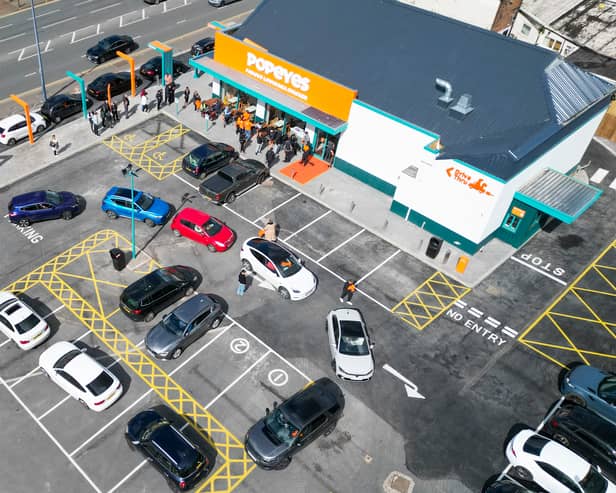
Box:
[116,51,136,96]
[10,95,34,144]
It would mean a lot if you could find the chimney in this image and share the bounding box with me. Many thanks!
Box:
[450,94,474,118]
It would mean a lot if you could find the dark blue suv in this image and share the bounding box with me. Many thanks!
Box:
[102,187,171,227]
[8,190,82,227]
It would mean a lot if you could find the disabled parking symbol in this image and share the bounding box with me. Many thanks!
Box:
[230,338,250,354]
[268,369,288,387]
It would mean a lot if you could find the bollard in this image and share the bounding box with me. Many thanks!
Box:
[456,255,469,273]
[443,249,451,264]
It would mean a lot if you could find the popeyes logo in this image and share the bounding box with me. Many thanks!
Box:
[246,52,310,93]
[446,166,493,196]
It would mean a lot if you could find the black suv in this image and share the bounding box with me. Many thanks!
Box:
[126,406,211,490]
[244,377,344,469]
[120,266,201,322]
[40,94,93,123]
[190,37,214,58]
[182,142,237,179]
[541,403,616,481]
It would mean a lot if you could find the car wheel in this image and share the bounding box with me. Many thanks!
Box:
[144,218,155,228]
[211,317,223,329]
[278,287,290,300]
[172,228,181,237]
[275,456,291,470]
[171,347,183,359]
[36,125,45,134]
[323,421,336,437]
[565,393,586,407]
[206,244,217,253]
[185,286,194,296]
[7,138,16,146]
[125,436,137,451]
[54,116,61,124]
[62,210,73,220]
[144,312,154,323]
[18,218,31,227]
[257,173,266,184]
[199,172,206,179]
[78,398,89,409]
[226,192,236,204]
[511,466,532,481]
[241,259,253,272]
[106,210,118,219]
[553,433,570,447]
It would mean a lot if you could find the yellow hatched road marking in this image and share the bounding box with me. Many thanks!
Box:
[391,271,470,330]
[3,230,255,492]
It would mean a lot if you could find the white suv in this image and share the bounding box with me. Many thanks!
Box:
[0,112,47,146]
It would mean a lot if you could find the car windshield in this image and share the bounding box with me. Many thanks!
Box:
[45,191,62,205]
[598,376,616,404]
[579,467,607,493]
[86,370,114,396]
[338,321,369,356]
[158,268,182,284]
[141,419,168,441]
[271,253,301,278]
[136,192,154,210]
[186,152,201,168]
[163,313,187,335]
[203,218,222,236]
[264,408,299,446]
[15,314,40,334]
[99,38,113,50]
[54,349,81,369]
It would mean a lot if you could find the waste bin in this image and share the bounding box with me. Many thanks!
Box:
[425,237,443,259]
[109,248,126,271]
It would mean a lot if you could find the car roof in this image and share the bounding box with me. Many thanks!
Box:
[150,423,199,470]
[0,114,27,126]
[331,308,363,323]
[246,238,293,260]
[124,268,171,297]
[10,190,48,206]
[101,34,123,43]
[176,207,210,223]
[281,378,342,427]
[0,296,30,323]
[195,37,214,46]
[554,404,616,444]
[172,294,215,322]
[65,352,105,386]
[189,142,218,158]
[106,186,141,199]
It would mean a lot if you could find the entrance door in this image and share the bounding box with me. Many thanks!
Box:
[314,130,337,165]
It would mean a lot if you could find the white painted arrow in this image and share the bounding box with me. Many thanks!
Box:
[382,364,425,399]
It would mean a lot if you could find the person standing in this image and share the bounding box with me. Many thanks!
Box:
[156,88,163,111]
[237,269,248,296]
[141,90,149,112]
[87,111,95,134]
[265,143,276,168]
[183,86,190,107]
[111,100,120,122]
[123,95,130,119]
[193,91,201,111]
[239,128,247,154]
[301,141,312,166]
[49,134,59,156]
[255,127,266,155]
[263,219,277,242]
[339,279,356,305]
[223,105,232,127]
[92,110,100,136]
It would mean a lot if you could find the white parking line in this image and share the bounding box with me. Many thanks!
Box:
[31,8,61,18]
[91,2,121,13]
[254,192,301,223]
[173,173,198,190]
[0,23,13,30]
[0,374,102,492]
[43,305,64,319]
[108,459,147,493]
[0,338,11,348]
[510,256,567,286]
[0,32,25,43]
[356,249,400,285]
[318,228,364,262]
[283,210,331,241]
[74,0,95,5]
[42,16,76,29]
[205,350,271,409]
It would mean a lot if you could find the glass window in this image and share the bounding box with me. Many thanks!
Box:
[536,461,580,492]
[0,314,11,331]
[14,314,41,334]
[203,218,222,236]
[338,321,369,356]
[163,313,188,335]
[86,371,113,396]
[135,193,153,211]
[58,370,86,393]
[503,214,521,233]
[521,23,531,35]
[264,409,299,446]
[599,376,616,404]
[522,435,548,455]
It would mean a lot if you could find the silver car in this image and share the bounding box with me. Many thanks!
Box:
[145,294,224,359]
[326,308,374,381]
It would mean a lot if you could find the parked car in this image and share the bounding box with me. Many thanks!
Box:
[0,291,49,350]
[143,0,166,3]
[86,35,137,64]
[181,142,237,179]
[8,190,82,227]
[39,341,123,412]
[120,266,201,322]
[145,294,224,359]
[483,479,532,493]
[561,364,616,425]
[139,56,190,81]
[541,402,616,481]
[240,238,317,300]
[0,112,47,145]
[326,308,374,381]
[208,0,241,6]
[40,94,93,123]
[102,186,171,227]
[87,72,142,100]
[199,159,268,205]
[506,429,616,492]
[170,208,235,252]
[244,377,344,469]
[191,37,214,57]
[125,406,212,490]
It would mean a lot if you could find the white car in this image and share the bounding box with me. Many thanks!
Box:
[506,429,616,492]
[39,341,123,412]
[0,112,47,146]
[0,291,50,350]
[240,237,317,300]
[326,308,374,381]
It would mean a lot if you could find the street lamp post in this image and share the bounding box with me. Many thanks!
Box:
[29,0,47,102]
[122,164,139,259]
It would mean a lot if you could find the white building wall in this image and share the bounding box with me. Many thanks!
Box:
[397,0,500,29]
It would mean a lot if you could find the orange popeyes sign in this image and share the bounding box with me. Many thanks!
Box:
[214,31,356,121]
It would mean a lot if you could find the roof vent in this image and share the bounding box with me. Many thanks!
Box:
[435,78,454,105]
[450,94,474,118]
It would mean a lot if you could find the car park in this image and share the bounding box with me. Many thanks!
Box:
[190,37,214,57]
[0,291,49,350]
[87,73,142,100]
[240,238,317,300]
[40,94,92,124]
[198,159,269,205]
[139,57,190,81]
[102,186,171,227]
[170,207,235,252]
[505,429,616,492]
[86,35,137,64]
[39,341,123,412]
[244,377,344,470]
[145,293,224,359]
[541,402,616,481]
[125,406,211,490]
[561,364,616,425]
[181,141,237,179]
[8,190,82,226]
[0,112,47,145]
[326,308,374,381]
[120,266,201,322]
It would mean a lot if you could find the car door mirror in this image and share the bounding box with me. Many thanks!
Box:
[79,346,88,353]
[369,342,375,349]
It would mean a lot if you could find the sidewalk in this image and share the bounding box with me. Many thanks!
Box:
[0,71,515,287]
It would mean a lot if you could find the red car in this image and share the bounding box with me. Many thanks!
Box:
[171,208,235,252]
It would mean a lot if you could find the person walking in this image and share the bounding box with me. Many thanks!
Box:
[255,128,267,155]
[183,86,190,107]
[223,105,232,127]
[123,95,130,119]
[87,111,95,134]
[237,269,248,296]
[265,143,276,167]
[156,88,163,111]
[263,219,277,242]
[193,91,201,111]
[49,134,59,156]
[340,279,356,305]
[140,90,149,112]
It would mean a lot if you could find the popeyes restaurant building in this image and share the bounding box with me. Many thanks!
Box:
[189,0,613,256]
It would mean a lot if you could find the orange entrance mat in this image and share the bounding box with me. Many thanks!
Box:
[279,156,330,184]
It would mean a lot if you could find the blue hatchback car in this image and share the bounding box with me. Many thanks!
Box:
[8,190,81,227]
[102,187,171,226]
[561,364,616,424]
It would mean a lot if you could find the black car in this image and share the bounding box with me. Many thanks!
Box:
[182,142,237,179]
[139,57,190,81]
[208,0,241,6]
[126,407,211,490]
[8,190,82,227]
[483,479,532,492]
[120,266,201,322]
[190,37,214,57]
[40,94,93,123]
[86,35,137,64]
[244,377,344,469]
[541,403,616,481]
[199,159,268,205]
[87,72,142,100]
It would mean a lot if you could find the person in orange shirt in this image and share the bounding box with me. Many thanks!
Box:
[236,116,244,135]
[340,279,356,305]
